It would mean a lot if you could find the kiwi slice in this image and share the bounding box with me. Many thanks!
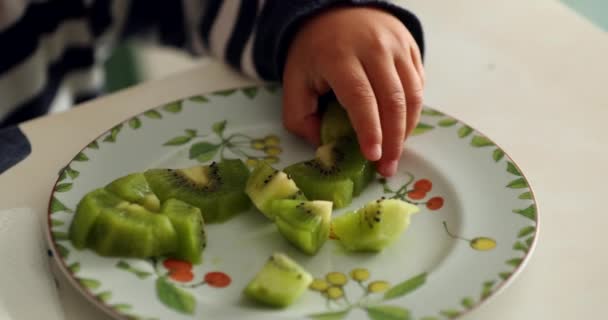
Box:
[320,101,354,144]
[244,252,313,308]
[283,137,375,208]
[87,203,178,258]
[160,199,206,264]
[69,188,128,249]
[271,200,332,255]
[332,198,419,252]
[245,161,306,220]
[106,173,161,211]
[144,159,251,223]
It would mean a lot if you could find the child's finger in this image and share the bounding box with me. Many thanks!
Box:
[282,68,321,146]
[323,58,382,161]
[396,55,424,140]
[362,56,406,177]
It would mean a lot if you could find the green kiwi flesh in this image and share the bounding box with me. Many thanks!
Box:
[144,159,251,223]
[87,203,177,258]
[106,172,161,211]
[271,200,332,255]
[160,199,206,264]
[245,161,306,220]
[332,198,419,252]
[244,252,313,308]
[320,101,354,144]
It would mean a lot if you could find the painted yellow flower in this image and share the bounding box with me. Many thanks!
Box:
[326,272,348,286]
[263,156,279,164]
[251,139,265,150]
[309,278,329,292]
[470,237,497,251]
[325,286,344,300]
[368,280,391,293]
[350,268,370,282]
[264,135,280,146]
[264,146,282,156]
[245,158,259,167]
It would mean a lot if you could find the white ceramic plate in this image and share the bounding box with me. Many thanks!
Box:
[46,85,538,320]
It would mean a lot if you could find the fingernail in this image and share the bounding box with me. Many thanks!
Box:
[368,144,382,161]
[384,160,399,177]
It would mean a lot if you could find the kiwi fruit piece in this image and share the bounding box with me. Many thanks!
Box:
[283,137,375,208]
[69,188,128,249]
[244,252,313,308]
[105,173,161,211]
[332,198,419,252]
[87,203,178,258]
[144,159,251,223]
[320,101,354,144]
[245,161,306,220]
[160,198,206,264]
[271,200,332,255]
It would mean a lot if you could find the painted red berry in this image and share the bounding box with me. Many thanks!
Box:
[170,270,194,282]
[163,259,192,272]
[414,179,432,192]
[427,197,444,210]
[408,190,426,200]
[204,272,231,288]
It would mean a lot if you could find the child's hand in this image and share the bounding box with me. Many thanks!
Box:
[282,6,425,177]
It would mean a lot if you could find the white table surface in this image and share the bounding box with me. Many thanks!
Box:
[1,0,607,319]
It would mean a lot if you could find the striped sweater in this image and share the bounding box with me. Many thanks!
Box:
[0,0,424,128]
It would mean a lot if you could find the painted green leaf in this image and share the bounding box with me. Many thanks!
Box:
[513,241,528,252]
[163,101,182,113]
[242,87,258,99]
[506,162,522,176]
[525,236,534,247]
[518,226,535,238]
[189,95,209,103]
[366,305,411,320]
[439,309,461,319]
[58,169,68,182]
[189,142,219,163]
[116,261,130,270]
[56,244,69,258]
[55,183,73,192]
[493,149,505,162]
[79,278,100,290]
[481,281,495,299]
[73,152,89,161]
[163,136,192,146]
[506,178,527,189]
[212,120,227,136]
[309,310,350,320]
[144,110,162,119]
[66,167,80,179]
[129,117,142,129]
[88,141,99,149]
[50,197,72,213]
[185,129,197,137]
[68,262,80,273]
[265,84,280,93]
[499,272,511,280]
[97,291,112,303]
[213,89,237,96]
[458,125,473,138]
[420,317,439,320]
[471,135,494,147]
[51,219,64,227]
[383,272,426,300]
[156,277,195,315]
[506,258,523,267]
[438,118,457,127]
[112,304,132,312]
[411,123,434,136]
[518,191,532,200]
[461,297,474,309]
[513,205,536,220]
[103,124,123,142]
[135,271,152,279]
[52,231,69,240]
[421,109,443,116]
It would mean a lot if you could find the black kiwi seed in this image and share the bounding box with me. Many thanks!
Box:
[297,274,302,279]
[374,217,381,222]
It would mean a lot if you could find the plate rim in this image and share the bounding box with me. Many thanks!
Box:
[45,84,540,320]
